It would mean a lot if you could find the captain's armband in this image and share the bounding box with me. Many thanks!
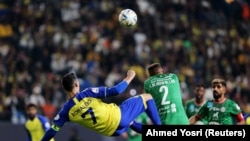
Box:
[51,124,60,131]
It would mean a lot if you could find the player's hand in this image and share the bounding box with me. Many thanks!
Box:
[124,70,136,84]
[127,70,136,79]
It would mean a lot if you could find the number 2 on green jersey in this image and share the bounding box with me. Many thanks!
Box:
[159,86,170,105]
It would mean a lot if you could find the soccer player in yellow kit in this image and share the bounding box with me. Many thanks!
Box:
[41,70,161,140]
[25,103,54,141]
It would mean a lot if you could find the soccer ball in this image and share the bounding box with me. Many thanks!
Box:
[118,9,137,28]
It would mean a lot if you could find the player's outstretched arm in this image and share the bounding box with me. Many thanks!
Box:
[41,127,57,141]
[189,114,201,125]
[123,70,136,84]
[105,70,136,97]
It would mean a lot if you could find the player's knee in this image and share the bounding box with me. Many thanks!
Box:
[140,93,153,101]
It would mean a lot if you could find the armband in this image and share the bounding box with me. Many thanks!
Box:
[51,124,60,131]
[236,113,244,122]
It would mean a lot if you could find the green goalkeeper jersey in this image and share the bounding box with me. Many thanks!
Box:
[144,73,189,125]
[197,99,242,125]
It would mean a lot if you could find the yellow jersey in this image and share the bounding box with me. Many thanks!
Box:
[25,115,55,141]
[52,87,122,136]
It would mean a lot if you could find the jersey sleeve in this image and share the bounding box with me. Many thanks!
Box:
[41,104,70,141]
[41,128,57,141]
[230,101,242,115]
[197,101,210,118]
[80,80,128,98]
[184,101,191,118]
[52,107,70,128]
[37,115,51,131]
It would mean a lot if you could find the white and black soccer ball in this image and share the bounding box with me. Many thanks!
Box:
[118,9,137,28]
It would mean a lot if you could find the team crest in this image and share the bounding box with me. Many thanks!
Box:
[91,88,99,93]
[189,105,195,111]
[207,102,213,108]
[220,107,225,112]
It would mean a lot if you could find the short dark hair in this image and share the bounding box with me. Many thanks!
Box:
[61,72,77,92]
[147,63,162,76]
[211,78,226,87]
[195,83,205,88]
[26,103,37,109]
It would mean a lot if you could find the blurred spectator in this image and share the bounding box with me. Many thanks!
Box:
[4,88,26,124]
[105,65,121,87]
[0,15,13,38]
[29,85,45,114]
[41,98,56,120]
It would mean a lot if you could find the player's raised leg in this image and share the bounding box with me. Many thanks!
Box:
[141,94,161,125]
[130,94,161,133]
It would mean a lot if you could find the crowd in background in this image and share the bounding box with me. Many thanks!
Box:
[0,0,250,124]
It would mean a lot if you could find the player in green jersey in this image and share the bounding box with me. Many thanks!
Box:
[189,78,245,125]
[144,63,189,125]
[185,83,207,124]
